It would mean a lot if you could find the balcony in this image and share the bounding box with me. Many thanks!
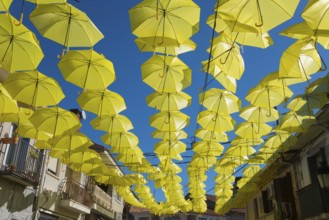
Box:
[90,185,115,218]
[298,183,329,219]
[59,178,92,214]
[0,138,43,186]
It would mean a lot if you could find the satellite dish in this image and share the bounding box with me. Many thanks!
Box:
[81,110,87,120]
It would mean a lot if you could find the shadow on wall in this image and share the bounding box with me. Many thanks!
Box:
[0,178,35,212]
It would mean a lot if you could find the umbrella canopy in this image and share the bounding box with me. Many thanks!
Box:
[235,122,272,139]
[101,131,139,148]
[287,93,328,112]
[279,39,321,79]
[280,21,329,49]
[154,140,186,160]
[239,105,279,123]
[91,114,134,133]
[141,55,191,93]
[197,110,235,133]
[260,72,310,87]
[48,131,93,151]
[64,149,102,164]
[279,111,316,133]
[263,132,297,150]
[242,166,261,178]
[58,50,116,90]
[217,0,300,34]
[29,3,104,53]
[302,1,329,34]
[306,73,329,95]
[146,91,191,111]
[30,106,81,137]
[17,122,52,141]
[27,0,66,3]
[0,107,32,124]
[225,145,256,157]
[195,128,228,142]
[0,83,18,115]
[230,137,264,147]
[200,88,241,114]
[192,141,224,156]
[77,89,126,116]
[0,0,12,11]
[152,130,188,141]
[129,0,200,47]
[0,13,43,72]
[189,155,217,168]
[3,70,65,107]
[150,111,190,131]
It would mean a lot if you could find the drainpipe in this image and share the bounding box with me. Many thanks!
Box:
[32,149,49,220]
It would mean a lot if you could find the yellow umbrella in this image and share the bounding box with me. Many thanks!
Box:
[154,140,186,160]
[201,61,237,93]
[190,155,217,168]
[27,0,66,3]
[135,38,196,55]
[280,21,329,49]
[260,72,310,87]
[235,122,272,139]
[246,84,293,110]
[141,55,191,93]
[0,0,12,11]
[117,147,143,164]
[101,131,139,148]
[195,128,228,142]
[30,106,81,137]
[0,107,32,123]
[225,145,256,157]
[152,130,188,141]
[217,0,300,34]
[3,70,65,107]
[208,35,244,80]
[34,140,51,150]
[242,165,260,178]
[129,0,200,47]
[29,3,104,55]
[91,114,133,132]
[279,111,316,133]
[48,131,92,152]
[17,123,52,141]
[240,105,279,123]
[200,88,241,114]
[58,50,116,90]
[263,132,297,150]
[197,110,235,132]
[287,93,328,112]
[302,1,329,34]
[146,91,191,111]
[64,149,102,164]
[215,175,235,183]
[230,137,264,147]
[159,159,182,174]
[70,163,112,176]
[0,13,43,72]
[77,89,126,116]
[150,111,189,131]
[279,39,322,79]
[306,73,329,95]
[193,141,224,156]
[0,83,18,115]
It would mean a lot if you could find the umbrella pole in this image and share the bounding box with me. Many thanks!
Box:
[266,88,272,117]
[220,33,239,64]
[299,58,311,85]
[59,7,73,58]
[255,0,264,27]
[0,36,14,64]
[14,0,26,26]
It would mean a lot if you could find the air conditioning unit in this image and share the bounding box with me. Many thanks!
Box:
[268,185,275,198]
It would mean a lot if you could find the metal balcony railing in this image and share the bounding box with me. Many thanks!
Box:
[298,183,329,219]
[0,138,43,186]
[60,178,92,207]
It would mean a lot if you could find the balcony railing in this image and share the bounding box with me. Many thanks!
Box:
[0,138,43,186]
[60,178,92,207]
[91,184,113,210]
[298,183,329,219]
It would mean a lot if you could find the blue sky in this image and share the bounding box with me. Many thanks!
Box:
[8,0,328,201]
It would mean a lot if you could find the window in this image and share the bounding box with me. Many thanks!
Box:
[48,156,59,176]
[253,198,259,219]
[262,189,273,213]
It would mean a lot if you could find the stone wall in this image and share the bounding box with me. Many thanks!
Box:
[0,177,36,220]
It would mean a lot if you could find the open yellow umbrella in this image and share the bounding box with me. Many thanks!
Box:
[279,111,316,133]
[101,131,139,148]
[48,131,92,152]
[129,0,200,47]
[287,93,328,112]
[29,3,104,55]
[260,72,310,87]
[58,50,116,90]
[306,73,329,95]
[200,88,241,114]
[0,13,43,72]
[141,55,191,93]
[0,0,12,11]
[197,110,235,132]
[117,147,143,164]
[202,61,237,93]
[0,83,18,115]
[152,130,188,141]
[279,39,322,79]
[225,145,256,157]
[155,140,186,160]
[230,137,264,147]
[195,128,228,142]
[77,89,126,116]
[30,106,81,137]
[242,165,261,178]
[91,114,133,132]
[150,111,189,131]
[280,21,329,49]
[193,141,224,156]
[64,149,102,164]
[263,132,297,150]
[17,122,52,141]
[190,155,217,168]
[146,91,191,111]
[135,38,196,55]
[240,105,279,123]
[302,1,329,34]
[3,70,65,107]
[217,0,300,34]
[235,122,272,139]
[0,107,32,123]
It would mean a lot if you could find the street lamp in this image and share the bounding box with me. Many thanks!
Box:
[317,161,329,188]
